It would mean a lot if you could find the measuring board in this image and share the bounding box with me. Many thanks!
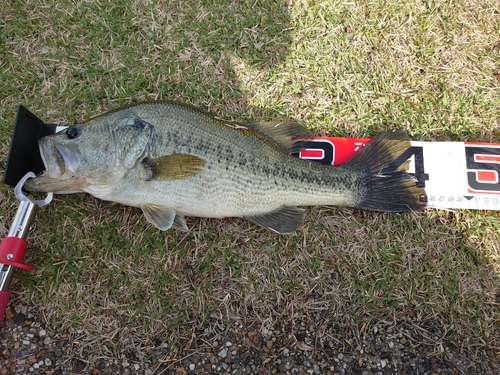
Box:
[296,137,500,210]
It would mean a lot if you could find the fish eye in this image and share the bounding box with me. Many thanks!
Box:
[66,125,81,139]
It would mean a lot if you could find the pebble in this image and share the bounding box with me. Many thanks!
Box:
[71,359,86,373]
[160,343,168,353]
[1,303,497,375]
[248,331,260,345]
[218,348,228,358]
[4,307,14,320]
[380,351,391,360]
[16,349,29,358]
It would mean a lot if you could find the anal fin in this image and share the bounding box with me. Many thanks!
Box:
[172,214,189,232]
[244,207,306,234]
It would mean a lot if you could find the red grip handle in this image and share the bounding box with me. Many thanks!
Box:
[0,237,33,271]
[0,290,11,324]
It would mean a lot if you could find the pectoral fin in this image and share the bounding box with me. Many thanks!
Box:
[244,207,306,234]
[142,154,206,181]
[141,204,176,230]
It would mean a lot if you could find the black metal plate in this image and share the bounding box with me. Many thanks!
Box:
[3,106,57,188]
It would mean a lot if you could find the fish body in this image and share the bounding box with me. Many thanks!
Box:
[26,102,426,233]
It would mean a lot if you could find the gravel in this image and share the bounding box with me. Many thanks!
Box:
[1,303,499,374]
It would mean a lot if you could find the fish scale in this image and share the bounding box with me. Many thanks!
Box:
[25,101,427,233]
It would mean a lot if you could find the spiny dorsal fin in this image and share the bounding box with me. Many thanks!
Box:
[243,120,312,153]
[142,154,206,181]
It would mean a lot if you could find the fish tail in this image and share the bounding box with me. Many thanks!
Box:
[344,129,427,212]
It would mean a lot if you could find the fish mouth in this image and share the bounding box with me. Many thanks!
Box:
[41,137,65,178]
[24,137,81,193]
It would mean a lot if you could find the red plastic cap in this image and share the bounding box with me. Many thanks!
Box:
[0,237,33,271]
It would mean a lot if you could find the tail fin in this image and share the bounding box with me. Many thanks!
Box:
[344,129,427,212]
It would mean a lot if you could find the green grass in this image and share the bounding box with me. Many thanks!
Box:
[1,0,500,365]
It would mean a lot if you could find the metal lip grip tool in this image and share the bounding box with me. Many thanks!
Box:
[0,106,56,324]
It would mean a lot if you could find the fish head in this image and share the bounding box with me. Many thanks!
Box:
[25,110,153,193]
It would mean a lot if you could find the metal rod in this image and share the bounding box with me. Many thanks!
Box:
[0,265,13,292]
[0,201,39,291]
[7,201,39,240]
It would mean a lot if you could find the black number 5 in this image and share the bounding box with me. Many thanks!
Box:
[465,146,500,192]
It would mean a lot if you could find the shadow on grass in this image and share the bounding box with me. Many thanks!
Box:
[0,0,294,119]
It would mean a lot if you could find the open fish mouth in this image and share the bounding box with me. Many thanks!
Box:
[40,137,66,179]
[24,137,80,193]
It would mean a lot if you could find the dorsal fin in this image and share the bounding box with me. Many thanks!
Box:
[242,120,312,153]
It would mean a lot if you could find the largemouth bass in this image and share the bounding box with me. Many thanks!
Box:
[25,102,427,233]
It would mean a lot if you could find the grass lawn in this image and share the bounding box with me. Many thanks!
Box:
[1,0,499,365]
